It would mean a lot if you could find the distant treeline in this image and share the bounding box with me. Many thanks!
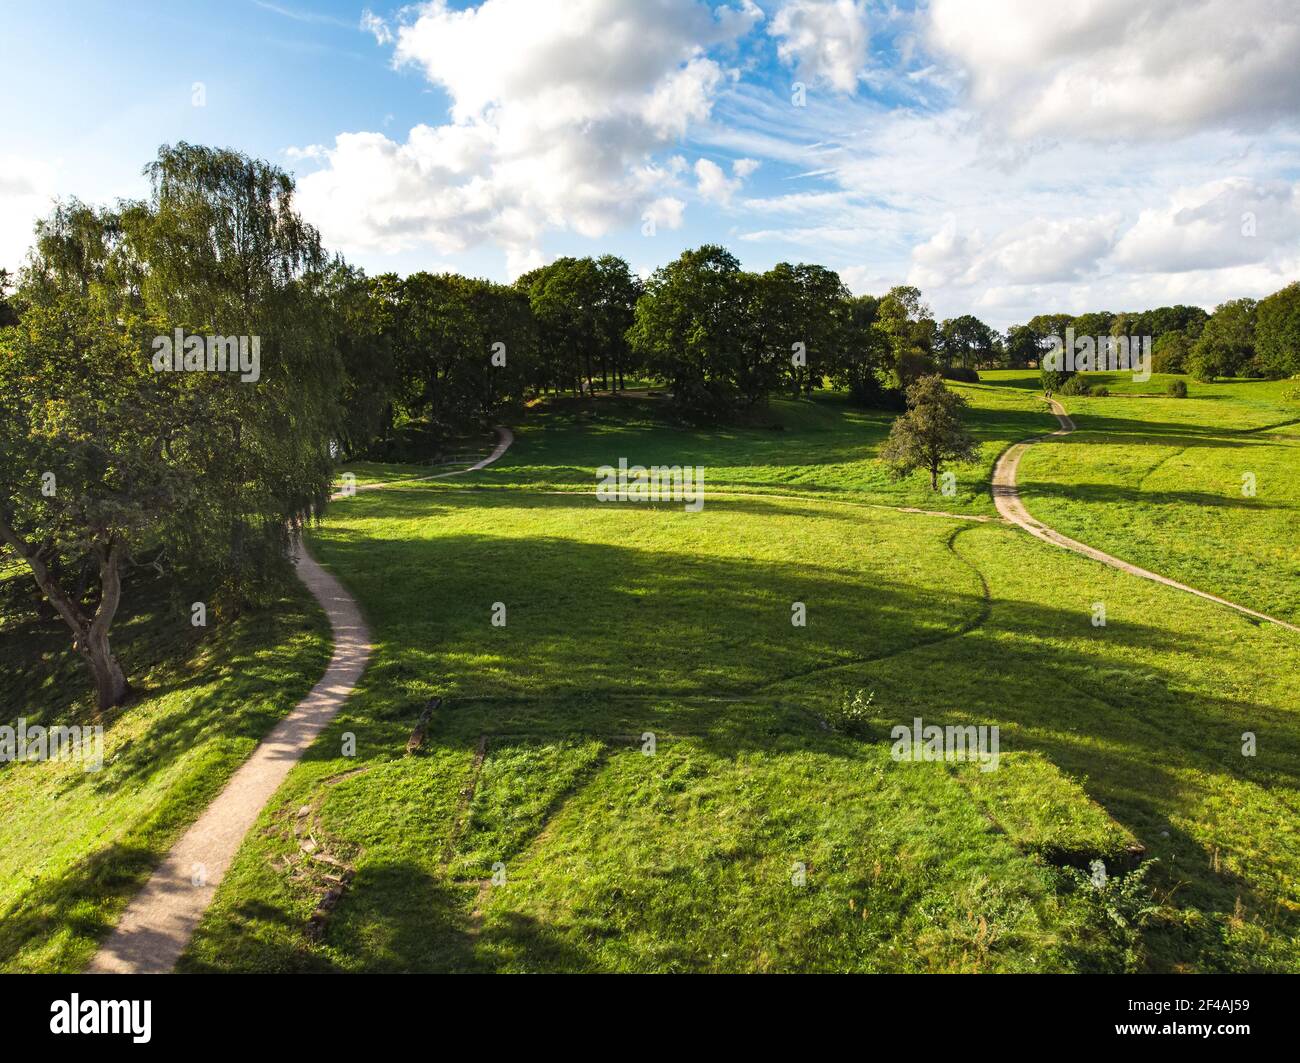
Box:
[2,153,1297,462]
[317,243,1300,452]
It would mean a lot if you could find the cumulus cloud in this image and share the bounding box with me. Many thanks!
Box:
[694,156,759,205]
[294,0,761,272]
[908,213,1120,291]
[769,0,871,94]
[926,0,1300,140]
[1114,178,1300,273]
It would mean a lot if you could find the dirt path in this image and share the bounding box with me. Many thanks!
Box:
[88,428,515,974]
[992,398,1300,634]
[346,427,514,496]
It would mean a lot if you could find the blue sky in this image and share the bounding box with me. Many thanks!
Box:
[3,0,1299,329]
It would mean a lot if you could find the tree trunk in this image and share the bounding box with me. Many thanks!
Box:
[0,519,130,709]
[82,624,128,710]
[930,465,939,491]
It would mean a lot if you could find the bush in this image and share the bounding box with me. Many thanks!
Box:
[1092,386,1109,397]
[1167,379,1188,398]
[941,365,980,383]
[825,689,875,738]
[1041,367,1074,392]
[1059,375,1092,396]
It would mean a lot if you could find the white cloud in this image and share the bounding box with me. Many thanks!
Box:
[1114,178,1300,273]
[911,213,1122,291]
[0,155,58,272]
[360,9,393,45]
[926,0,1300,140]
[643,196,687,231]
[769,0,871,94]
[695,156,759,205]
[295,0,760,267]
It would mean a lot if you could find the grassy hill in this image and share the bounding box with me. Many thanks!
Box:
[0,560,330,972]
[1008,373,1300,624]
[168,379,1300,973]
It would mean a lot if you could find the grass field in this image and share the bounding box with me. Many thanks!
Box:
[1005,372,1300,625]
[0,564,330,972]
[163,379,1300,973]
[4,374,1296,972]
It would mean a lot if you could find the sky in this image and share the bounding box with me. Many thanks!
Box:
[3,0,1299,329]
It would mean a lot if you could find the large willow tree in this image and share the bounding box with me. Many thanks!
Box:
[0,143,342,709]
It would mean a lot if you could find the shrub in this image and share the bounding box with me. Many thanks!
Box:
[1092,386,1109,397]
[1041,367,1073,392]
[1059,374,1092,396]
[825,689,875,738]
[1167,379,1188,398]
[941,365,980,383]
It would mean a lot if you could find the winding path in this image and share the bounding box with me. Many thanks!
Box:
[992,398,1300,634]
[88,427,514,974]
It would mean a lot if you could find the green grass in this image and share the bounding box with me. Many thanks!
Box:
[953,752,1141,868]
[338,385,1050,515]
[0,562,330,972]
[1012,374,1300,623]
[180,382,1300,972]
[7,371,1297,973]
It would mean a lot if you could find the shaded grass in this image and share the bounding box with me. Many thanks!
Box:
[0,563,330,972]
[185,426,1299,972]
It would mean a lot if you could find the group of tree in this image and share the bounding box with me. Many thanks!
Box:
[1178,288,1300,381]
[0,143,341,708]
[1008,292,1300,383]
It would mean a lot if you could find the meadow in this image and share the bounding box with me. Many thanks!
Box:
[167,377,1297,973]
[3,374,1296,972]
[0,563,330,972]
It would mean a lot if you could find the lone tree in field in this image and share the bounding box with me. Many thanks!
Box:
[0,143,341,710]
[879,374,979,491]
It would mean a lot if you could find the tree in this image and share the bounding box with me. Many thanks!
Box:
[593,255,641,391]
[1151,329,1191,374]
[938,314,996,370]
[0,143,342,709]
[395,272,534,434]
[1188,298,1257,381]
[759,262,849,396]
[878,285,937,385]
[523,257,602,394]
[1255,282,1300,379]
[1072,310,1114,338]
[626,245,776,422]
[0,269,18,328]
[1004,324,1043,369]
[332,267,400,458]
[831,294,895,405]
[879,375,980,491]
